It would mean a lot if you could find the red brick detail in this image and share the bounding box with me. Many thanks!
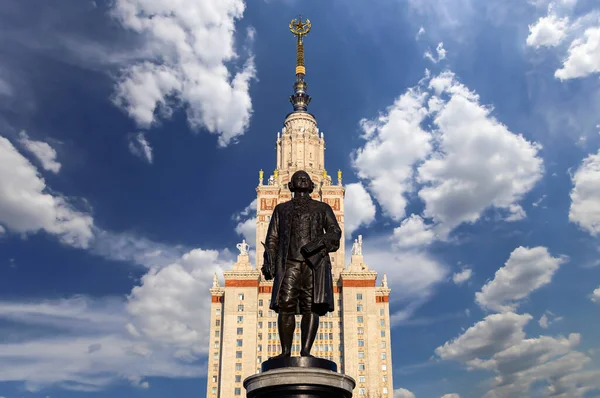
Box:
[333,286,341,293]
[212,296,224,303]
[225,279,259,287]
[376,296,389,303]
[341,279,376,287]
[259,286,273,294]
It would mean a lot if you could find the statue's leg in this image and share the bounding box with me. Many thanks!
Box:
[299,261,318,357]
[274,260,301,359]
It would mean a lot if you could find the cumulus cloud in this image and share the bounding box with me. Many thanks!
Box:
[591,287,600,303]
[392,214,436,249]
[128,132,153,163]
[233,198,257,247]
[344,182,376,238]
[394,388,416,398]
[569,150,600,236]
[416,26,425,39]
[435,311,600,397]
[440,394,460,398]
[18,131,61,173]
[0,246,232,392]
[111,0,256,146]
[354,70,543,241]
[539,311,563,328]
[526,13,569,48]
[452,268,472,285]
[555,27,600,80]
[0,136,93,248]
[424,42,447,63]
[475,246,566,312]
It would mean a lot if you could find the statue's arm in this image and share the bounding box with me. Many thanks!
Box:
[301,204,341,257]
[264,206,280,261]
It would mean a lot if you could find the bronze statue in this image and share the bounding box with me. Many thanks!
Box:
[262,170,341,359]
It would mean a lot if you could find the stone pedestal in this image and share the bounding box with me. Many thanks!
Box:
[244,357,355,398]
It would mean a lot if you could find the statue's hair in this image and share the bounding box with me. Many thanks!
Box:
[288,170,315,193]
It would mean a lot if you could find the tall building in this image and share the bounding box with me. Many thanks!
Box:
[207,17,393,398]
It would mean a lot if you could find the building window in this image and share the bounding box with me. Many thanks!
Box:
[238,293,244,300]
[356,293,363,300]
[382,364,387,371]
[236,351,243,358]
[381,352,387,359]
[357,304,363,312]
[216,308,221,315]
[215,319,221,326]
[213,352,218,359]
[237,316,244,323]
[359,388,366,395]
[381,330,385,337]
[358,351,365,358]
[235,387,241,395]
[212,376,217,383]
[258,310,263,317]
[383,375,388,382]
[359,375,366,383]
[357,315,363,323]
[380,308,384,316]
[258,322,263,329]
[258,344,262,352]
[237,328,243,335]
[214,341,219,348]
[235,363,242,371]
[258,333,263,340]
[215,330,220,338]
[381,341,386,348]
[258,299,263,306]
[358,340,365,347]
[358,363,365,371]
[357,327,364,335]
[236,339,243,347]
[212,387,217,394]
[238,304,244,312]
[380,319,385,326]
[383,387,389,394]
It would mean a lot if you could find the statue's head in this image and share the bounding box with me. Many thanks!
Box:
[288,170,315,193]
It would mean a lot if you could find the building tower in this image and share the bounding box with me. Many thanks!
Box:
[207,16,393,398]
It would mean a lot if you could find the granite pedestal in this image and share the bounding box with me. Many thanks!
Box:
[244,357,355,398]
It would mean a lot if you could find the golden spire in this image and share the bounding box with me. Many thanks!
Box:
[290,16,311,75]
[289,15,312,112]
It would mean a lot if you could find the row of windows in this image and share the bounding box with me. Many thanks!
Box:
[216,303,386,315]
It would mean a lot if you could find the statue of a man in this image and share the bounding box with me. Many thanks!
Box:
[262,170,341,358]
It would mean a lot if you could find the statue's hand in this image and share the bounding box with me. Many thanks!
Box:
[261,264,274,280]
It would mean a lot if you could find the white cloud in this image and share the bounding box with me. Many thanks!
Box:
[555,27,600,80]
[111,0,255,146]
[233,198,257,247]
[354,70,543,241]
[18,131,61,173]
[539,310,564,329]
[425,42,447,63]
[0,246,232,392]
[526,13,569,48]
[352,83,432,221]
[0,136,93,248]
[475,246,566,312]
[440,394,460,398]
[435,311,599,397]
[452,268,472,285]
[591,287,600,303]
[540,313,550,328]
[416,26,425,39]
[0,296,202,392]
[127,248,231,359]
[128,132,153,163]
[394,388,416,398]
[344,182,376,238]
[361,235,447,323]
[569,149,600,235]
[417,72,543,236]
[392,214,436,249]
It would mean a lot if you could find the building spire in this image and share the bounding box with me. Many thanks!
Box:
[289,15,312,112]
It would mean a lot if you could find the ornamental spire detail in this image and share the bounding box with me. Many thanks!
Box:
[289,15,312,112]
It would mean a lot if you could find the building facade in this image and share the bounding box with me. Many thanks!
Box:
[207,17,393,398]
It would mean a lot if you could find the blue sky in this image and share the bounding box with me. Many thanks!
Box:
[1,0,600,397]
